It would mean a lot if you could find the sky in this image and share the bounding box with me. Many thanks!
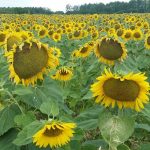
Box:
[0,0,130,12]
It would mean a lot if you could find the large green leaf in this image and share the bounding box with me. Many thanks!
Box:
[75,105,103,130]
[13,121,44,146]
[0,129,20,150]
[40,100,59,117]
[99,112,135,149]
[139,143,150,150]
[14,111,36,128]
[0,104,21,136]
[12,86,33,96]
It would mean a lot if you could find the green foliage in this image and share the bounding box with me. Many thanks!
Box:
[99,111,135,149]
[0,129,20,150]
[0,104,21,136]
[13,121,44,146]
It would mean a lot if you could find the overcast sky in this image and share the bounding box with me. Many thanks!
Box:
[0,0,130,11]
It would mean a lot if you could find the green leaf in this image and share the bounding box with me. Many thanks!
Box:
[14,112,36,128]
[24,143,51,150]
[76,106,103,130]
[13,121,44,146]
[117,144,130,150]
[40,100,59,117]
[0,104,21,136]
[99,112,135,148]
[135,123,150,132]
[139,143,150,150]
[82,139,108,150]
[0,129,20,150]
[40,101,52,116]
[12,86,33,96]
[50,101,59,117]
[82,91,93,100]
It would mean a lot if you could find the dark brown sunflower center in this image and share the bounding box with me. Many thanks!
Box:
[103,78,140,101]
[147,37,150,45]
[48,31,53,36]
[98,39,123,60]
[54,35,59,39]
[13,42,48,79]
[92,33,98,38]
[60,69,69,75]
[43,125,63,137]
[117,30,123,36]
[133,32,141,38]
[39,30,46,36]
[0,33,6,42]
[80,47,88,53]
[125,32,131,39]
[74,31,80,37]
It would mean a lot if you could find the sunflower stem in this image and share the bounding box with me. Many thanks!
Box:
[5,90,24,114]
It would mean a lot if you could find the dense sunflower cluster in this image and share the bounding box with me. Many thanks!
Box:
[0,13,150,149]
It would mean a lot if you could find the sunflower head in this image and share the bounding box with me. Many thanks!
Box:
[33,120,76,148]
[133,29,143,40]
[5,32,22,52]
[6,39,59,86]
[77,44,92,58]
[91,69,150,111]
[145,35,150,49]
[38,27,48,38]
[52,33,61,42]
[94,37,127,65]
[0,31,7,46]
[52,67,73,81]
[123,29,132,41]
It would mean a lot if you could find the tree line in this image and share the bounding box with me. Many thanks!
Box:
[66,0,150,14]
[0,0,150,14]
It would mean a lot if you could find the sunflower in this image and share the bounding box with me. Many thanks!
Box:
[33,120,76,148]
[38,27,48,38]
[6,39,59,86]
[52,33,61,42]
[77,44,92,58]
[94,37,127,65]
[91,31,99,40]
[132,29,143,40]
[0,31,7,46]
[122,29,132,41]
[116,29,124,37]
[48,30,54,38]
[5,32,22,52]
[145,34,150,49]
[91,69,150,111]
[52,67,73,81]
[72,30,82,40]
[49,47,61,58]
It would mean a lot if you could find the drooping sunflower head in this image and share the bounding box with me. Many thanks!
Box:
[91,69,150,111]
[52,67,73,81]
[33,120,76,148]
[6,39,59,86]
[77,44,92,58]
[145,34,150,49]
[94,37,127,65]
[5,32,22,52]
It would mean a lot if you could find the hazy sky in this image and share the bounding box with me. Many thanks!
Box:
[0,0,130,11]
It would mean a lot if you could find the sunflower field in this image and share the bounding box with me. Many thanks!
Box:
[0,14,150,150]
